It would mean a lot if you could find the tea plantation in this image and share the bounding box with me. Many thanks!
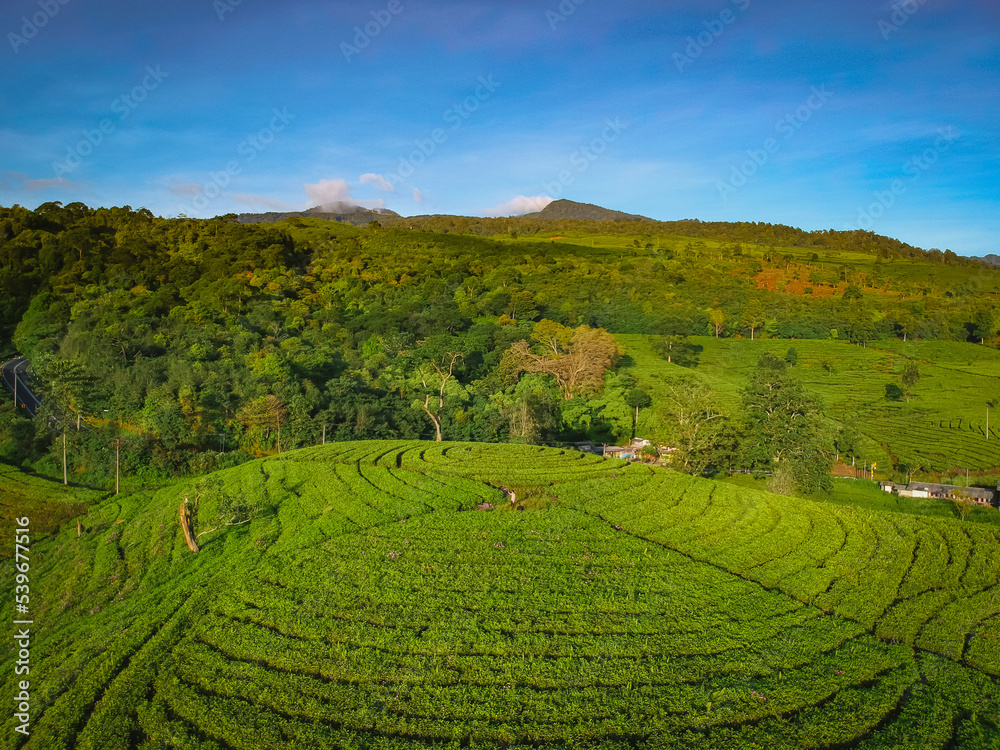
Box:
[3,442,1000,748]
[619,335,1000,474]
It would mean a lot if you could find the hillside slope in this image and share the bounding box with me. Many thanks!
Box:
[3,442,1000,748]
[618,335,1000,474]
[522,199,655,222]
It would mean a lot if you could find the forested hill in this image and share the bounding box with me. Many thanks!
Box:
[236,203,399,226]
[0,201,997,485]
[521,199,654,222]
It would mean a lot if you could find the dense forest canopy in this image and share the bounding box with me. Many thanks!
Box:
[0,201,997,488]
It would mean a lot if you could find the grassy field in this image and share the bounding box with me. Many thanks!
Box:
[3,441,1000,748]
[495,229,1000,295]
[0,464,101,558]
[619,334,1000,477]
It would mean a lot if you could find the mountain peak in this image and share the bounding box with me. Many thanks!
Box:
[238,203,400,226]
[523,199,655,222]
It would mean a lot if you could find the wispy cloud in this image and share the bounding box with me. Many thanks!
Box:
[413,187,424,203]
[12,175,86,192]
[304,178,385,209]
[168,182,204,197]
[232,194,300,212]
[360,173,394,192]
[484,195,553,217]
[304,178,352,205]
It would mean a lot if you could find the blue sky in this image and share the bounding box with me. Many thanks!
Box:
[1,0,997,255]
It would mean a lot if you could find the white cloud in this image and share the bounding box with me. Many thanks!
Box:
[22,176,85,192]
[483,195,553,217]
[413,188,424,203]
[304,178,385,210]
[360,173,394,192]
[304,178,353,205]
[168,182,204,197]
[232,194,300,212]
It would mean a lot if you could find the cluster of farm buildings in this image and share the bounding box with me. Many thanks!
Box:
[572,438,664,460]
[573,440,999,508]
[879,481,997,507]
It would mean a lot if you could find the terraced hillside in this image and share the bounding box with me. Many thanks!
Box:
[619,335,1000,474]
[2,442,1000,748]
[0,465,100,558]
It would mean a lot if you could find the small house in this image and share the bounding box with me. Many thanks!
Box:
[603,445,635,459]
[898,481,995,506]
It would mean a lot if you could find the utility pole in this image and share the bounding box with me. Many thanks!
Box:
[62,429,68,485]
[322,423,327,445]
[115,438,120,495]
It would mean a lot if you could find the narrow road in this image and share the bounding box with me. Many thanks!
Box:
[1,356,41,417]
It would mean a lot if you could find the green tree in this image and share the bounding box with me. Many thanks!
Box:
[410,351,466,442]
[835,423,862,464]
[970,309,995,345]
[950,489,975,522]
[651,335,699,367]
[885,383,904,401]
[656,377,729,476]
[708,308,726,338]
[236,395,287,454]
[508,325,623,400]
[625,388,652,440]
[845,308,875,346]
[495,374,560,444]
[739,299,766,340]
[900,362,920,402]
[38,357,96,431]
[738,353,832,494]
[531,319,574,357]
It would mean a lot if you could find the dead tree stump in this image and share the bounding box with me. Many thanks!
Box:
[180,498,199,553]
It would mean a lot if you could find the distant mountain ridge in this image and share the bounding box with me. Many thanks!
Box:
[975,254,1000,266]
[238,203,399,226]
[522,199,655,222]
[237,199,650,226]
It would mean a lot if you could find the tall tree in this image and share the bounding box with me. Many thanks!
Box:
[651,335,698,366]
[656,377,729,476]
[508,324,623,400]
[237,395,287,454]
[38,358,96,431]
[738,353,832,494]
[531,319,574,357]
[625,388,652,440]
[708,308,726,338]
[970,308,995,345]
[900,362,921,403]
[739,299,766,340]
[411,351,465,442]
